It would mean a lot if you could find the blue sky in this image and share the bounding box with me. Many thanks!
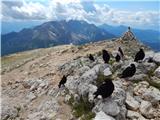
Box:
[1,0,160,33]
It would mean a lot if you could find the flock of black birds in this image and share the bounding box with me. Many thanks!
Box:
[58,47,146,99]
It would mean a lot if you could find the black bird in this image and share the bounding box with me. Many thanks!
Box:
[118,47,124,57]
[120,64,136,78]
[89,54,95,61]
[134,48,145,62]
[102,50,110,63]
[115,53,121,62]
[94,79,114,99]
[58,75,67,88]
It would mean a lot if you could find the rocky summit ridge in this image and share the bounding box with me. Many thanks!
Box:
[1,29,160,120]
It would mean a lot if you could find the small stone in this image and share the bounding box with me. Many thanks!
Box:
[133,81,149,96]
[142,86,160,104]
[64,95,71,103]
[127,110,146,120]
[102,98,120,116]
[154,66,160,78]
[128,74,148,82]
[125,92,140,111]
[153,52,160,64]
[26,92,36,101]
[103,67,112,76]
[94,111,115,120]
[139,100,154,119]
[136,62,157,74]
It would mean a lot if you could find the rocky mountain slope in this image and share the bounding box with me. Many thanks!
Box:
[1,20,115,56]
[1,32,160,120]
[99,24,160,52]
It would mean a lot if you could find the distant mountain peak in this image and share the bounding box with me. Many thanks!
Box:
[1,20,115,56]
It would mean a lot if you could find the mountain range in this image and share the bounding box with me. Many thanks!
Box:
[1,20,160,56]
[1,20,115,56]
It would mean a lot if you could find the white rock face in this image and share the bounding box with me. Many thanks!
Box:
[80,65,98,84]
[127,110,147,120]
[65,76,79,94]
[26,92,36,101]
[128,74,148,81]
[102,99,120,116]
[125,92,140,111]
[88,84,97,102]
[139,100,154,119]
[103,67,112,76]
[93,98,120,117]
[154,66,160,78]
[134,81,149,96]
[142,86,160,104]
[136,62,157,74]
[153,52,160,64]
[151,76,160,85]
[1,102,19,120]
[145,51,155,59]
[64,94,71,103]
[112,80,126,106]
[78,66,90,75]
[94,111,115,120]
[27,98,59,120]
[23,79,49,97]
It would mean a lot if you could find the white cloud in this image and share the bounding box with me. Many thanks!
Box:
[1,0,160,29]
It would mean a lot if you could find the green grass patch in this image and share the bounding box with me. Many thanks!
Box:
[72,96,94,119]
[68,95,95,120]
[109,59,115,65]
[96,72,107,86]
[80,111,96,120]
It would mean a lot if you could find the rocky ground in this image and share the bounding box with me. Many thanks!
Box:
[1,37,160,120]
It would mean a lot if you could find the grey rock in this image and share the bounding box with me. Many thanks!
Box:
[102,99,120,117]
[27,98,59,120]
[64,94,71,103]
[77,83,97,100]
[139,100,154,119]
[37,98,59,112]
[151,76,160,85]
[142,86,160,104]
[94,111,115,120]
[26,92,36,101]
[154,66,160,78]
[80,66,98,84]
[133,81,149,96]
[115,105,127,120]
[127,110,147,120]
[23,79,49,94]
[103,67,112,77]
[145,51,155,59]
[65,76,80,94]
[1,103,19,120]
[136,62,157,74]
[78,66,90,75]
[128,74,148,82]
[112,80,126,106]
[125,92,140,111]
[88,84,97,102]
[93,98,120,117]
[153,52,160,64]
